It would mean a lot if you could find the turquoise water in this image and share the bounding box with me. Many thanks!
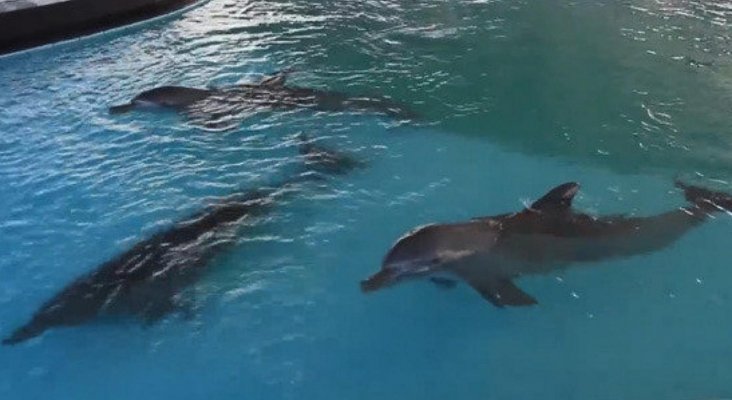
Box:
[2,0,732,398]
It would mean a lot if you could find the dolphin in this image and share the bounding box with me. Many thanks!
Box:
[3,139,360,345]
[361,181,732,307]
[109,70,418,121]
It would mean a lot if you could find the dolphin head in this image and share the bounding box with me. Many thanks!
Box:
[361,222,496,292]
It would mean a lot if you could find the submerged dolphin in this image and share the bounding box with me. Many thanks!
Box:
[296,133,364,175]
[361,181,732,307]
[109,70,417,120]
[3,140,360,345]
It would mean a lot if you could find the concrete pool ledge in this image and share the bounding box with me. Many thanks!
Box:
[0,0,200,55]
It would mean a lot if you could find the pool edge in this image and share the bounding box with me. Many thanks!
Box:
[0,0,205,56]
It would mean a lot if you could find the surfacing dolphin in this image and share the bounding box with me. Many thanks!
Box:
[109,70,418,121]
[361,181,732,307]
[3,139,360,345]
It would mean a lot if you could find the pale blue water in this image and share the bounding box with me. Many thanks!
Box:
[2,0,732,399]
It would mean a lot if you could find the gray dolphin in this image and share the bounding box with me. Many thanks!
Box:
[109,70,418,120]
[361,181,732,307]
[3,140,360,345]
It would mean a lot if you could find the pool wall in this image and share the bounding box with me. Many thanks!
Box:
[0,0,198,55]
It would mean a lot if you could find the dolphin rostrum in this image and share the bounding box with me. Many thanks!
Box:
[361,181,732,307]
[109,86,213,114]
[3,139,360,345]
[109,70,418,121]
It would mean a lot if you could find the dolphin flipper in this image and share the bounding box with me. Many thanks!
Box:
[429,277,458,289]
[461,275,538,307]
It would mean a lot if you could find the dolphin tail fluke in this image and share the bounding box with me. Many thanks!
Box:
[676,180,732,213]
[109,102,136,114]
[459,274,538,308]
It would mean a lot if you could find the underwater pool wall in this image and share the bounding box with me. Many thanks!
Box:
[0,0,198,55]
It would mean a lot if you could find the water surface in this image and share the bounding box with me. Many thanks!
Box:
[1,1,732,399]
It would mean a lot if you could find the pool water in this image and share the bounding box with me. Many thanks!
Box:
[2,0,732,399]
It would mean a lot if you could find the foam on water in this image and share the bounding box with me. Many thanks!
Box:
[1,0,732,399]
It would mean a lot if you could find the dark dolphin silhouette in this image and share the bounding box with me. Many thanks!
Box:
[109,70,418,121]
[361,181,732,307]
[3,140,360,345]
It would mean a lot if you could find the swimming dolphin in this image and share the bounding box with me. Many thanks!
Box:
[361,181,732,307]
[109,70,417,120]
[2,140,360,345]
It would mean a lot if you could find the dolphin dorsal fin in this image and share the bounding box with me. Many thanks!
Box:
[529,182,580,212]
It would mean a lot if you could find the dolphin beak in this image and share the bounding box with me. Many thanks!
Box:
[2,320,45,346]
[109,103,135,114]
[360,268,398,293]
